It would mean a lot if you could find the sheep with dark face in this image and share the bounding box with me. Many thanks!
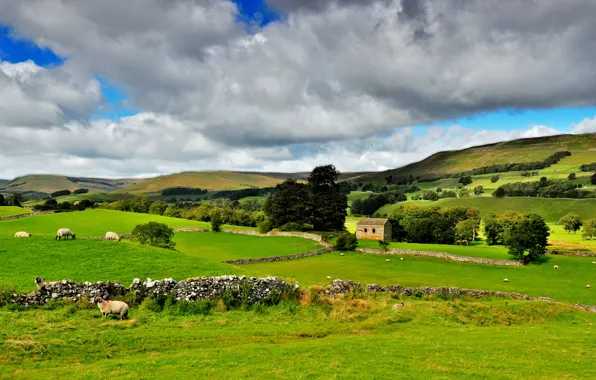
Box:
[56,228,76,241]
[34,277,60,290]
[96,297,129,320]
[392,303,405,309]
[15,231,32,238]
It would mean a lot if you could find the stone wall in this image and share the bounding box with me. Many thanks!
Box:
[0,210,58,221]
[548,249,596,257]
[8,276,294,307]
[356,247,523,267]
[223,247,333,265]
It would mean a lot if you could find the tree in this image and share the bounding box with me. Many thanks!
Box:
[582,219,596,240]
[335,233,358,251]
[264,179,311,228]
[422,191,439,201]
[458,176,473,186]
[0,194,5,206]
[483,211,524,245]
[568,173,576,181]
[473,186,484,196]
[132,222,176,250]
[7,193,23,207]
[491,175,500,183]
[436,187,442,193]
[130,196,150,213]
[493,187,505,198]
[378,240,390,251]
[163,205,181,218]
[503,213,550,264]
[558,213,583,234]
[592,172,596,185]
[308,165,347,231]
[149,201,168,216]
[209,208,223,232]
[455,219,478,242]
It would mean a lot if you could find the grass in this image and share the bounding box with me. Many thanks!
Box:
[0,232,319,292]
[0,174,138,194]
[0,206,31,217]
[376,197,596,223]
[0,209,255,237]
[357,239,512,260]
[1,296,596,379]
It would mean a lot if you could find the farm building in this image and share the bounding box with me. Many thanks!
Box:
[356,218,392,241]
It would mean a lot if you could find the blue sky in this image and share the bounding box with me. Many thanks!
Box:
[0,0,595,178]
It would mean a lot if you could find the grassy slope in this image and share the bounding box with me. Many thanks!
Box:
[2,299,596,379]
[358,133,596,183]
[0,175,140,194]
[0,206,31,217]
[376,197,596,223]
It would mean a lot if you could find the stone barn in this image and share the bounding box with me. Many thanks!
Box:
[355,218,392,241]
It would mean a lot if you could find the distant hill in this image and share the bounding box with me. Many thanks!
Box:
[0,175,141,195]
[0,179,8,185]
[355,133,596,184]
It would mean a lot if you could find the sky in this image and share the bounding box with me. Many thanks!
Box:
[0,0,595,180]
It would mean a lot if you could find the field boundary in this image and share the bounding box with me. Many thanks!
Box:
[223,247,333,265]
[356,247,523,266]
[548,249,596,257]
[0,210,57,221]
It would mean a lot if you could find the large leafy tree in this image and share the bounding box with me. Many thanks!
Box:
[558,213,583,234]
[264,179,311,228]
[8,193,23,207]
[308,165,347,231]
[0,194,5,206]
[582,219,596,240]
[503,213,550,264]
[132,222,176,250]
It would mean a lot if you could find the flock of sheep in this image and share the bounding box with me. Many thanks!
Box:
[14,228,121,241]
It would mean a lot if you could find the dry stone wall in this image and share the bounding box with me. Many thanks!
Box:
[357,247,523,267]
[0,210,58,221]
[8,276,294,307]
[224,248,333,265]
[548,249,596,257]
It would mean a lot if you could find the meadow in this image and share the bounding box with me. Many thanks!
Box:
[1,297,596,379]
[0,206,31,217]
[3,208,596,378]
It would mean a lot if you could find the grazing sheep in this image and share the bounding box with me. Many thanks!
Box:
[385,259,390,262]
[14,231,31,238]
[587,285,591,289]
[56,228,76,241]
[340,253,344,256]
[400,257,404,261]
[96,297,129,320]
[34,277,60,290]
[392,303,405,309]
[554,265,559,269]
[593,261,596,264]
[327,276,332,280]
[502,278,509,283]
[105,232,121,241]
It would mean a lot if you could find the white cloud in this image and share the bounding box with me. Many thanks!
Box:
[571,116,596,134]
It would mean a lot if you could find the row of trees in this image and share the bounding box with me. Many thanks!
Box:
[493,178,593,199]
[350,190,407,216]
[579,163,596,172]
[387,205,481,244]
[32,199,94,211]
[557,213,596,240]
[264,165,347,231]
[0,193,23,207]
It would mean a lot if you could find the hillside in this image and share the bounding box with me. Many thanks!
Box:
[356,133,596,184]
[0,175,141,194]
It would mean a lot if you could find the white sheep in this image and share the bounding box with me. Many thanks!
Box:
[502,278,509,283]
[96,297,129,320]
[327,276,332,280]
[105,232,121,241]
[553,265,559,269]
[56,228,76,241]
[587,285,591,289]
[34,277,60,290]
[592,261,596,265]
[385,259,390,262]
[392,303,404,309]
[400,257,404,261]
[340,253,344,256]
[14,231,32,238]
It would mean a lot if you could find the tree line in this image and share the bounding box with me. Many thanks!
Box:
[350,190,407,216]
[493,177,594,199]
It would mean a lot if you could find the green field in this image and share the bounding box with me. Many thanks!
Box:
[0,206,31,217]
[376,197,596,223]
[3,208,596,378]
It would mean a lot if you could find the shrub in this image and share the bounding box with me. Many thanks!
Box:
[473,186,484,196]
[422,191,439,201]
[132,222,176,250]
[491,175,500,183]
[568,173,576,181]
[335,233,358,251]
[583,219,596,240]
[458,176,473,186]
[279,222,303,232]
[378,240,390,251]
[257,219,273,234]
[210,209,223,232]
[73,188,89,195]
[149,201,168,216]
[50,189,71,198]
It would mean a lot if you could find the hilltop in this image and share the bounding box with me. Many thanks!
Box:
[355,133,596,184]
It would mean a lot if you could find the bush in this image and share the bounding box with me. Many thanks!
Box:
[558,213,583,234]
[210,209,223,232]
[149,201,168,215]
[458,176,473,186]
[473,186,484,196]
[378,240,390,251]
[279,222,304,232]
[50,189,71,198]
[73,188,89,195]
[491,175,500,183]
[568,173,576,181]
[582,219,596,240]
[257,219,273,234]
[132,222,176,250]
[335,233,358,251]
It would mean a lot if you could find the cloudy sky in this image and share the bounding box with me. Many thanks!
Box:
[1,0,595,179]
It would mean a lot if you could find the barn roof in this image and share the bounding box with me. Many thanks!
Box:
[356,218,389,226]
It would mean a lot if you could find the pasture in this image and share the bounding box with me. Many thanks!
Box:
[1,297,596,379]
[0,206,31,217]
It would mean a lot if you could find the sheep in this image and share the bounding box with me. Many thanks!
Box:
[502,278,509,283]
[105,232,121,241]
[14,231,32,238]
[34,277,60,290]
[392,303,405,309]
[340,253,344,256]
[587,285,591,289]
[56,228,76,241]
[96,297,129,320]
[385,259,390,262]
[554,265,559,269]
[593,261,596,265]
[400,257,404,261]
[327,276,332,280]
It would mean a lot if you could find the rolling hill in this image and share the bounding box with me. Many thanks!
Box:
[0,175,141,194]
[355,133,596,184]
